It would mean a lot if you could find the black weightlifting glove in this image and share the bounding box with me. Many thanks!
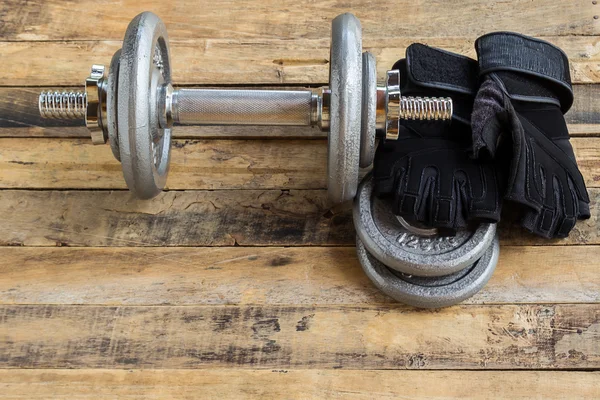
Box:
[472,32,590,238]
[373,44,502,230]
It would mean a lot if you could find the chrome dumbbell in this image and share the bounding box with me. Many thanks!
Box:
[38,11,453,203]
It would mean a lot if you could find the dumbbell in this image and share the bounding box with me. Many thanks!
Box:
[353,175,500,308]
[38,11,453,204]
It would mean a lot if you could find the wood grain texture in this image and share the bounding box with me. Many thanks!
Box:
[0,246,598,306]
[0,138,327,190]
[0,0,598,41]
[0,303,598,369]
[0,189,597,247]
[1,36,598,86]
[0,369,598,399]
[0,137,598,189]
[0,190,352,247]
[2,85,598,138]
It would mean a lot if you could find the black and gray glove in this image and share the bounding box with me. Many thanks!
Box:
[471,32,590,238]
[373,44,502,230]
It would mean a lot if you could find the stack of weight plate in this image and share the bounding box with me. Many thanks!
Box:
[353,175,500,308]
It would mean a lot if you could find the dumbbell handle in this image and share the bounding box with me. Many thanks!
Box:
[171,88,320,127]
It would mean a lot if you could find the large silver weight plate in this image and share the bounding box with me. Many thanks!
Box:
[118,12,172,199]
[354,175,496,277]
[356,235,499,308]
[327,13,362,204]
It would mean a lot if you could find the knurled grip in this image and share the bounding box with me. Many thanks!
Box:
[172,88,316,126]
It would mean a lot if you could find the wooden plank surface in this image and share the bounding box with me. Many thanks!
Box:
[1,1,597,41]
[0,369,598,400]
[0,36,599,86]
[0,246,598,305]
[0,189,350,247]
[0,189,597,247]
[0,139,327,190]
[2,85,598,138]
[1,0,599,396]
[0,303,598,369]
[0,137,598,190]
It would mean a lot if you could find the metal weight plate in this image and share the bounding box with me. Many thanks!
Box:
[118,12,172,199]
[107,49,121,161]
[360,51,376,168]
[356,235,500,308]
[354,175,496,277]
[327,13,362,204]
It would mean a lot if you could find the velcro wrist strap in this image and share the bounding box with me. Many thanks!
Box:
[475,32,573,112]
[402,43,479,124]
[406,43,479,96]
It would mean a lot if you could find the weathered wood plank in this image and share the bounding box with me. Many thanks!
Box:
[0,304,598,369]
[0,1,597,41]
[0,36,598,86]
[0,369,598,399]
[0,138,327,190]
[2,85,597,138]
[0,246,598,305]
[0,189,597,247]
[0,190,352,247]
[0,138,597,189]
